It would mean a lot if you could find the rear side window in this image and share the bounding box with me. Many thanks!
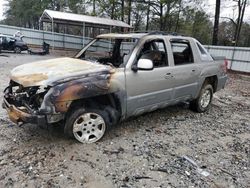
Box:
[196,42,213,61]
[171,40,194,65]
[197,42,206,54]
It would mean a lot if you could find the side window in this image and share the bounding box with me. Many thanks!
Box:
[196,42,213,61]
[2,37,7,43]
[6,37,11,43]
[154,41,165,52]
[196,42,206,55]
[170,40,194,65]
[138,39,168,67]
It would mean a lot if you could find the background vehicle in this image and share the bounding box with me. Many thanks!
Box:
[0,34,28,53]
[2,32,227,144]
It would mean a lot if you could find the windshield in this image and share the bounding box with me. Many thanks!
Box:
[76,38,138,67]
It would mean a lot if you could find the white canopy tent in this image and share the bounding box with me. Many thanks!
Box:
[39,9,132,48]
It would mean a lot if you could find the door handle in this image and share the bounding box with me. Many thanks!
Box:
[191,69,196,72]
[165,73,173,79]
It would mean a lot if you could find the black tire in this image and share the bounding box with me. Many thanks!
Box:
[14,46,22,53]
[64,107,111,143]
[190,84,213,113]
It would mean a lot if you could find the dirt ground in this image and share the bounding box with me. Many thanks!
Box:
[0,52,249,188]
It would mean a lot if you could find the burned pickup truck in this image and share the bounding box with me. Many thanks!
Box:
[2,32,227,143]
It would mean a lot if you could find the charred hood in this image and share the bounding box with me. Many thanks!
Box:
[10,57,113,87]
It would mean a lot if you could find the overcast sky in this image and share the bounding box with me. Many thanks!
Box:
[0,0,249,22]
[0,0,6,20]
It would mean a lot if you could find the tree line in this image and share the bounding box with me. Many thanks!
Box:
[1,0,250,47]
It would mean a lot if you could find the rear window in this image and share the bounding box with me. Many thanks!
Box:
[196,42,213,61]
[171,40,194,65]
[197,43,207,55]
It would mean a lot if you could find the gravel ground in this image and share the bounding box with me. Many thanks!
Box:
[0,52,249,188]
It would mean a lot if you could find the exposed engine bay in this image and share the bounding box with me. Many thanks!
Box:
[4,80,48,112]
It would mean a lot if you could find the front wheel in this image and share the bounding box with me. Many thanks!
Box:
[64,108,110,143]
[190,84,213,113]
[14,46,22,53]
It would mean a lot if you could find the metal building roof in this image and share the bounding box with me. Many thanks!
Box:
[40,9,132,28]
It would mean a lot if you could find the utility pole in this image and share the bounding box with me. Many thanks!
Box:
[235,0,247,46]
[212,0,221,45]
[93,0,96,15]
[146,1,150,31]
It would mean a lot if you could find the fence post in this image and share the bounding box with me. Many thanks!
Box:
[52,18,54,50]
[82,22,85,47]
[42,30,44,43]
[230,46,236,70]
[63,32,65,49]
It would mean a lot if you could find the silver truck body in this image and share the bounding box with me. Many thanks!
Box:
[2,32,227,142]
[122,34,227,117]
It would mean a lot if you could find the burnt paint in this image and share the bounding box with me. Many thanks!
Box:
[4,67,125,125]
[43,69,119,114]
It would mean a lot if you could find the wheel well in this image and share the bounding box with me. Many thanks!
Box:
[204,76,218,92]
[67,94,121,123]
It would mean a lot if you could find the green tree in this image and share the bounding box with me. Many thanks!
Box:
[4,0,44,28]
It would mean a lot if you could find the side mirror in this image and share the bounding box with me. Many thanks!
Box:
[132,59,154,71]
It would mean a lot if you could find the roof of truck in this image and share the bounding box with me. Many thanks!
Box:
[97,32,193,40]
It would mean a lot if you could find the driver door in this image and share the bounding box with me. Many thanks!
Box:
[125,38,174,117]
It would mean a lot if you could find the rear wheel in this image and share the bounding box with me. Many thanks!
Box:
[14,46,21,53]
[190,84,213,112]
[64,107,110,143]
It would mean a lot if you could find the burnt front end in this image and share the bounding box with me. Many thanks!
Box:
[2,80,59,126]
[2,57,120,127]
[2,71,115,127]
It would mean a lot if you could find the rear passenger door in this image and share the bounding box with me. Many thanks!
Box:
[169,39,201,100]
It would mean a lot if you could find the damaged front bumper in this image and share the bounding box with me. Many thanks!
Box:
[2,97,47,126]
[2,79,77,127]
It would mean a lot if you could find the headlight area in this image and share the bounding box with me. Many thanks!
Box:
[3,80,57,126]
[4,80,49,114]
[3,81,72,125]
